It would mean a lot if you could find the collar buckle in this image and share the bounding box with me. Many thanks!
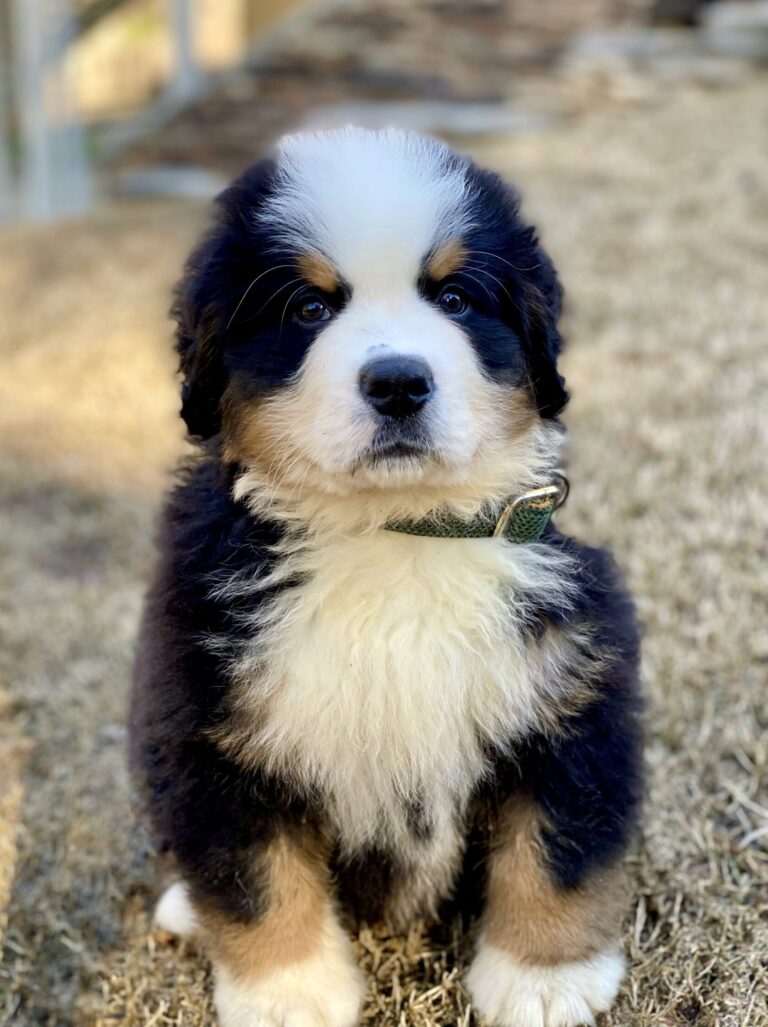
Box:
[493,472,570,542]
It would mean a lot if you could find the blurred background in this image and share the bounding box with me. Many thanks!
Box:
[1,2,767,1025]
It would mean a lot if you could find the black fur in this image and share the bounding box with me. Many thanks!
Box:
[468,531,643,894]
[130,141,642,952]
[130,456,309,920]
[131,461,642,923]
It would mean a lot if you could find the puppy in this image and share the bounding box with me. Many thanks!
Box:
[130,128,642,1027]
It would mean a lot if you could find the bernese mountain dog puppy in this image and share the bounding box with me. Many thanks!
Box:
[130,128,642,1027]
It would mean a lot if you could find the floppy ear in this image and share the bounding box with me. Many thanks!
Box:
[521,252,569,419]
[174,254,227,440]
[172,159,278,440]
[463,165,568,419]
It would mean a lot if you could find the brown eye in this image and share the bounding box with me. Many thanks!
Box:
[437,287,468,316]
[295,296,331,325]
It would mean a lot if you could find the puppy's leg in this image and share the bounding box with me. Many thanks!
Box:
[466,793,628,1027]
[163,830,364,1027]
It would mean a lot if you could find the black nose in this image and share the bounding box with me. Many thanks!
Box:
[359,355,435,419]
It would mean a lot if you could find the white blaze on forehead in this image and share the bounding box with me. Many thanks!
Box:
[259,127,472,289]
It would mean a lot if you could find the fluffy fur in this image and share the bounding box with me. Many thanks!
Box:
[466,943,626,1027]
[213,910,364,1027]
[130,127,642,1027]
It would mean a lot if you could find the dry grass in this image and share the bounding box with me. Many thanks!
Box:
[1,79,768,1027]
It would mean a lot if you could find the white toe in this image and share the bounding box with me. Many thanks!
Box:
[548,992,596,1027]
[466,940,624,1027]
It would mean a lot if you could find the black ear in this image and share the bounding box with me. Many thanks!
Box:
[173,246,228,441]
[521,252,569,419]
[173,159,278,440]
[462,164,568,419]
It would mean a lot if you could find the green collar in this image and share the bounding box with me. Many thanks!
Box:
[385,473,569,543]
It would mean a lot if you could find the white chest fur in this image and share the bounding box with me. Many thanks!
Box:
[226,531,574,858]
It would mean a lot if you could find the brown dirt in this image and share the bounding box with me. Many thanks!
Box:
[1,77,767,1026]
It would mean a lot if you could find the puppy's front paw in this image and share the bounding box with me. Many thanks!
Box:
[213,920,364,1027]
[465,942,625,1027]
[214,961,363,1027]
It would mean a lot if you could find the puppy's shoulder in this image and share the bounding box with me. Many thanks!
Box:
[542,528,639,665]
[158,453,280,588]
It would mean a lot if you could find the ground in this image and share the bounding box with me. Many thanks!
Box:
[1,78,767,1027]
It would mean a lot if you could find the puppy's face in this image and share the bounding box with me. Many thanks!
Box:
[176,129,567,503]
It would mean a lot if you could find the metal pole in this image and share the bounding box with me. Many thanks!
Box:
[168,0,198,103]
[53,0,93,216]
[0,2,17,220]
[9,0,93,221]
[10,0,53,218]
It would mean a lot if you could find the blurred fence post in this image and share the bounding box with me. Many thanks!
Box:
[167,0,199,103]
[10,0,53,218]
[0,3,15,220]
[9,0,92,220]
[52,0,93,217]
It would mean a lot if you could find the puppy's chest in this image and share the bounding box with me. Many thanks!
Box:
[231,533,558,849]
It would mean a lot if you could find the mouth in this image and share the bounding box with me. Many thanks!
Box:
[350,421,436,480]
[364,418,435,465]
[366,441,430,466]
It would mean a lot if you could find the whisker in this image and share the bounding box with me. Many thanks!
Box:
[263,443,289,486]
[226,264,296,330]
[263,449,311,513]
[292,458,314,505]
[243,277,304,325]
[459,270,495,305]
[471,250,541,273]
[259,453,293,509]
[462,261,514,305]
[279,283,311,337]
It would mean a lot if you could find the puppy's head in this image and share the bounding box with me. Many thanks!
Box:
[175,128,567,517]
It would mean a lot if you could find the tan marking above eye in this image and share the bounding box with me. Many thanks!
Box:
[296,251,339,294]
[427,238,468,281]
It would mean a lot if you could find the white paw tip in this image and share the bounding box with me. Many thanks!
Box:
[466,943,625,1027]
[153,880,199,937]
[214,911,365,1027]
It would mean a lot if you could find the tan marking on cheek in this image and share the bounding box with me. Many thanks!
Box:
[427,238,467,281]
[201,831,332,982]
[296,251,339,294]
[472,381,539,458]
[221,388,288,472]
[501,385,538,441]
[221,390,267,466]
[483,795,627,966]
